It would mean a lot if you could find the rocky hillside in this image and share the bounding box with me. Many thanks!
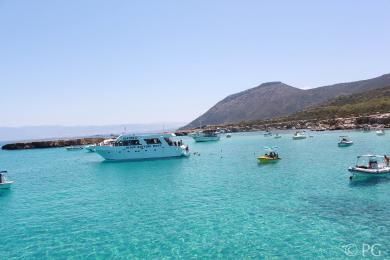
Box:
[183,73,390,129]
[290,85,390,120]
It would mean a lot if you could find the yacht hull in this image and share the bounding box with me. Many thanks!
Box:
[95,146,189,161]
[349,167,390,178]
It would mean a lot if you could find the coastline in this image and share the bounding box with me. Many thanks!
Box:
[1,137,106,150]
[176,112,390,134]
[4,112,390,150]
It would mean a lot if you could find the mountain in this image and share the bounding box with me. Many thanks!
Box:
[183,73,390,129]
[290,85,390,120]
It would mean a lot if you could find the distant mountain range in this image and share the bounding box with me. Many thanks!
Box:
[0,123,185,142]
[183,73,390,129]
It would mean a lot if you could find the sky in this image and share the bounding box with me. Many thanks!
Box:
[0,0,390,127]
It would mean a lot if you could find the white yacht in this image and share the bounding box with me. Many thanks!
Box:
[94,134,189,161]
[190,130,220,142]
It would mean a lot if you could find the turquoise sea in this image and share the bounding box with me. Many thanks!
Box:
[1,131,390,259]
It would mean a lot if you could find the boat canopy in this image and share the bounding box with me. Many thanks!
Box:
[355,155,388,169]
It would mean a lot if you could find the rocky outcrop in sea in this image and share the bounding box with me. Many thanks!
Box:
[2,137,106,150]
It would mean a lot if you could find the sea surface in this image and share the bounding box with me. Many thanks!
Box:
[1,131,390,259]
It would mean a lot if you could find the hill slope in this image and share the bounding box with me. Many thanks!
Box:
[290,85,390,120]
[183,73,390,129]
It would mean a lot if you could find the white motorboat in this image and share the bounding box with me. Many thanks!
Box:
[0,171,13,189]
[348,155,390,179]
[274,133,281,139]
[264,131,272,137]
[292,131,306,140]
[94,133,190,161]
[190,131,220,142]
[376,129,385,136]
[66,146,83,151]
[338,136,353,147]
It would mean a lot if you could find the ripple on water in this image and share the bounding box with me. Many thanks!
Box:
[1,132,390,258]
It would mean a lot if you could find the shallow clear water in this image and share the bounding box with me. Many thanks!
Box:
[1,131,390,259]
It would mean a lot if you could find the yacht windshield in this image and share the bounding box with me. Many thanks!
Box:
[144,138,161,145]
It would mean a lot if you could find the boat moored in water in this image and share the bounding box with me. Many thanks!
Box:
[190,130,220,142]
[376,129,385,136]
[0,171,13,189]
[274,133,281,139]
[257,146,281,164]
[348,155,390,179]
[338,136,353,147]
[94,133,190,161]
[292,131,306,140]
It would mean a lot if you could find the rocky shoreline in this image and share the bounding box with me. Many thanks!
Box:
[176,113,390,134]
[2,137,106,150]
[3,113,389,150]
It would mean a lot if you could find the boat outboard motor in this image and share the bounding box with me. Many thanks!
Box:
[0,173,3,184]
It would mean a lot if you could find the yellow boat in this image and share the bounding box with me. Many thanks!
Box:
[257,156,281,163]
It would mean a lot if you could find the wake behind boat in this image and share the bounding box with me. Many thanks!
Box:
[94,133,189,161]
[348,154,390,179]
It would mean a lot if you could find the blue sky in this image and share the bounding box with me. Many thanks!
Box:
[1,0,389,127]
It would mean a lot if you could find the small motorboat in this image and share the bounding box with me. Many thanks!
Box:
[226,134,232,138]
[292,131,306,140]
[348,155,390,179]
[0,171,13,189]
[274,134,282,139]
[338,136,353,147]
[257,146,281,164]
[264,131,272,137]
[66,146,84,151]
[376,129,385,136]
